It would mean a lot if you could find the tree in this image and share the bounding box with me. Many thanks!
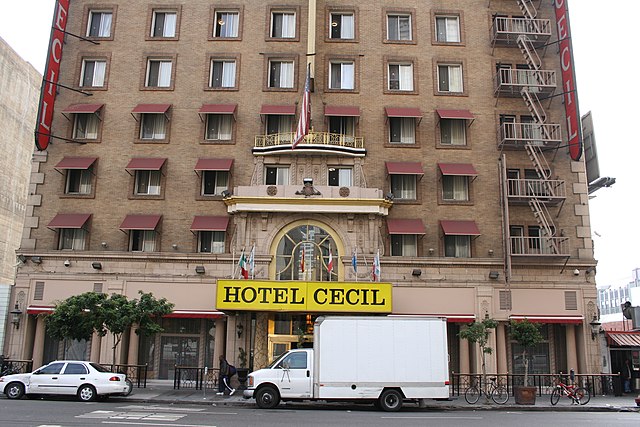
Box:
[509,319,544,387]
[458,318,499,384]
[46,291,174,364]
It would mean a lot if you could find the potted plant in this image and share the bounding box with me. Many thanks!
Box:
[459,318,498,401]
[509,319,544,405]
[236,347,249,388]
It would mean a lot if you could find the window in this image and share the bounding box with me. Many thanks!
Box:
[440,119,466,145]
[328,167,352,186]
[389,117,416,144]
[268,60,294,88]
[329,61,355,90]
[63,363,89,375]
[199,231,225,253]
[265,166,289,185]
[510,225,524,254]
[442,175,469,201]
[151,11,177,37]
[80,60,106,87]
[58,228,87,250]
[87,11,112,37]
[438,64,463,93]
[146,60,172,87]
[140,114,167,140]
[391,235,417,256]
[202,171,229,196]
[209,60,236,88]
[435,16,460,42]
[271,12,296,38]
[65,169,92,195]
[214,11,239,38]
[388,63,413,91]
[130,230,156,252]
[387,14,412,41]
[135,170,161,195]
[205,114,233,141]
[39,363,65,375]
[330,12,354,39]
[266,115,294,135]
[73,114,99,140]
[390,174,417,200]
[444,235,470,257]
[328,116,355,142]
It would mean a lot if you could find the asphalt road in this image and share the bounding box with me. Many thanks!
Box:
[0,398,638,426]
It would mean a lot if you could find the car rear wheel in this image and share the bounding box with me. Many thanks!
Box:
[123,378,133,396]
[378,389,403,412]
[78,384,97,402]
[5,382,25,400]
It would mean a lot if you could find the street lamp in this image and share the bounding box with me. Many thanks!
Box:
[10,304,22,329]
[589,318,601,341]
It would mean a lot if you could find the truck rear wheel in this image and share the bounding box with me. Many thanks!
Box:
[255,386,280,409]
[378,389,403,412]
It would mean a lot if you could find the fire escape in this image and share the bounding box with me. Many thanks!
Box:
[493,0,570,263]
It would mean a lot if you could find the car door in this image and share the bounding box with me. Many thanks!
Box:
[58,362,90,395]
[28,362,66,394]
[275,351,312,398]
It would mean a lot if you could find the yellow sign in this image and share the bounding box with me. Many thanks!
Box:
[216,280,392,313]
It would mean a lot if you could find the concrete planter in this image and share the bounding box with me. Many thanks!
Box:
[514,386,537,405]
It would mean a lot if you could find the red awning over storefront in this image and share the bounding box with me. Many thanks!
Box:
[438,163,478,176]
[385,161,424,176]
[119,214,162,231]
[190,216,230,231]
[324,105,360,116]
[387,218,426,235]
[509,315,584,324]
[260,105,296,115]
[165,310,226,319]
[125,158,167,170]
[194,158,233,171]
[55,157,97,170]
[607,332,640,347]
[440,220,481,236]
[47,213,91,229]
[27,305,54,315]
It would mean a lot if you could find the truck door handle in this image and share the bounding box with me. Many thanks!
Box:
[51,377,58,380]
[80,377,85,380]
[306,370,310,377]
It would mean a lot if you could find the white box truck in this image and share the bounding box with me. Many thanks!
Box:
[243,316,450,411]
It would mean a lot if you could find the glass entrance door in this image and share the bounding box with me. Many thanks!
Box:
[159,336,199,379]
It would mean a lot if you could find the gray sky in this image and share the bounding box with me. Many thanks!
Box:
[0,1,635,287]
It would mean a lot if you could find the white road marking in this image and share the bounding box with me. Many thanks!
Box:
[117,405,205,412]
[102,422,217,427]
[382,416,484,420]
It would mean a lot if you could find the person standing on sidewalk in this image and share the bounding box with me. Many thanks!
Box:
[217,355,236,396]
[622,359,633,393]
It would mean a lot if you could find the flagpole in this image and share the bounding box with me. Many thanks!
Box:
[232,247,235,279]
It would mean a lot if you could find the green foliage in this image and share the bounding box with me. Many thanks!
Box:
[458,318,498,354]
[509,319,544,386]
[45,292,107,342]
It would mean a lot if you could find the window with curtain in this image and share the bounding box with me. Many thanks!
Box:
[435,16,460,42]
[73,114,99,140]
[130,230,156,252]
[199,231,225,253]
[329,61,355,89]
[438,64,463,92]
[269,60,294,88]
[271,12,295,38]
[81,60,106,87]
[202,171,229,195]
[135,170,162,195]
[389,117,415,144]
[265,166,290,185]
[59,229,87,250]
[87,11,112,37]
[146,60,172,87]
[442,175,469,201]
[387,14,411,40]
[330,13,354,39]
[140,114,167,139]
[266,115,294,135]
[328,116,355,143]
[440,119,466,145]
[210,60,236,88]
[152,11,177,37]
[328,167,353,186]
[215,12,239,37]
[388,63,413,91]
[66,169,92,195]
[390,174,417,200]
[391,234,417,256]
[444,235,471,257]
[205,114,233,140]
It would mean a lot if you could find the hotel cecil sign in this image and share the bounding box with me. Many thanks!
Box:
[216,280,392,313]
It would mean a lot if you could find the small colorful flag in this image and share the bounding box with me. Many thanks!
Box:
[300,246,305,273]
[351,248,357,273]
[293,63,311,149]
[248,245,255,278]
[327,248,333,274]
[238,249,248,279]
[372,249,381,282]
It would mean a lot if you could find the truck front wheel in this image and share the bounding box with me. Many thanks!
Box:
[378,389,403,412]
[255,386,280,409]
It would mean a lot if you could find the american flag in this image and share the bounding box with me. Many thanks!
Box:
[292,63,311,149]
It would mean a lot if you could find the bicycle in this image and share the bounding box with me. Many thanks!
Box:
[464,376,510,404]
[550,380,590,405]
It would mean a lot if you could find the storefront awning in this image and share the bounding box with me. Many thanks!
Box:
[119,214,162,231]
[47,213,91,229]
[194,158,233,171]
[607,332,640,347]
[436,109,475,120]
[132,104,171,114]
[165,310,226,319]
[125,158,167,171]
[190,216,230,231]
[27,305,54,315]
[55,157,97,170]
[324,105,360,117]
[438,163,478,176]
[509,315,584,324]
[62,103,103,114]
[260,105,296,115]
[385,161,424,176]
[199,104,237,115]
[440,220,481,236]
[387,218,426,235]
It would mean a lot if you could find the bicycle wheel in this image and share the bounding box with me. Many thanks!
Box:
[550,388,561,405]
[464,386,481,404]
[491,385,509,404]
[574,387,590,405]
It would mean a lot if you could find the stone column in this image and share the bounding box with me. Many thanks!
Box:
[90,332,102,363]
[566,324,578,373]
[496,322,508,374]
[459,328,470,373]
[31,316,46,368]
[214,319,225,362]
[127,324,139,365]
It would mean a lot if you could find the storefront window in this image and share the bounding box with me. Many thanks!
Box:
[511,324,550,380]
[275,224,337,281]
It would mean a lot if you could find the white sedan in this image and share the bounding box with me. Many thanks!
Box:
[0,360,131,402]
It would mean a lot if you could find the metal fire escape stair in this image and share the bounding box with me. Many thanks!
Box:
[517,35,542,70]
[517,0,538,19]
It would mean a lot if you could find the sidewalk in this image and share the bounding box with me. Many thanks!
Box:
[112,381,640,412]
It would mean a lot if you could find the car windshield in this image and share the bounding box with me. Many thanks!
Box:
[89,363,112,373]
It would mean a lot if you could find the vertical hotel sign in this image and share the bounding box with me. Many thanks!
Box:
[554,0,582,161]
[35,0,70,151]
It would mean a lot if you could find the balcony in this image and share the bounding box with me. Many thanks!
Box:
[491,17,552,47]
[506,178,566,206]
[494,69,556,98]
[510,236,570,257]
[498,122,562,149]
[253,131,365,156]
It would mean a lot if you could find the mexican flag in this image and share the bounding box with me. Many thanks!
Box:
[238,250,249,279]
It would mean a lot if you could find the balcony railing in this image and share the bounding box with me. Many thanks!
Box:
[507,178,566,205]
[494,69,556,98]
[510,236,570,257]
[498,122,562,149]
[253,131,365,156]
[491,17,552,47]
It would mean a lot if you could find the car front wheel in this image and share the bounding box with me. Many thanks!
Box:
[5,382,25,400]
[77,384,97,402]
